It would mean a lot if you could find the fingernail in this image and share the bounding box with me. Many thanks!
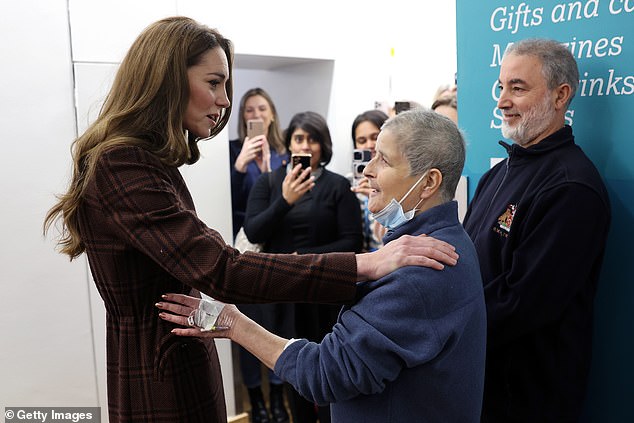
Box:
[155,302,162,308]
[161,294,167,299]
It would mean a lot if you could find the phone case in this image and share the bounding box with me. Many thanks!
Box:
[291,154,311,169]
[247,120,265,138]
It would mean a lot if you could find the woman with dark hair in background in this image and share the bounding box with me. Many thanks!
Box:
[350,110,389,252]
[244,111,363,422]
[350,109,388,159]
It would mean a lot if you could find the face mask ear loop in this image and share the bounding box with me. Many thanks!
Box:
[398,173,427,205]
[411,197,425,213]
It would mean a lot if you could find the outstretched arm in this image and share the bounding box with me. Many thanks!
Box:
[157,294,286,370]
[158,268,449,405]
[96,146,458,309]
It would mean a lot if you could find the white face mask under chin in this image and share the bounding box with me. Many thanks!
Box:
[371,173,426,230]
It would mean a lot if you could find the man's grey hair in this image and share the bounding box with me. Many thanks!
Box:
[505,38,579,106]
[382,108,465,203]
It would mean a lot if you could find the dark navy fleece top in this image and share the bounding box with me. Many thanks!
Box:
[463,125,610,422]
[275,201,486,423]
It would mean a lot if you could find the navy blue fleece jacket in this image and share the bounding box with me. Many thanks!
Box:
[275,201,486,423]
[463,125,611,422]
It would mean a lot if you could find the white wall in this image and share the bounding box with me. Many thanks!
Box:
[228,57,335,142]
[0,0,456,419]
[0,0,97,408]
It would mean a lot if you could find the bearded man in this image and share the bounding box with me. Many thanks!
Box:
[463,38,611,423]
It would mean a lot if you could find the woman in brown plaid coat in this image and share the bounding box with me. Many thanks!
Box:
[44,16,458,423]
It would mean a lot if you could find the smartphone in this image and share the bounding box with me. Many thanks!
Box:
[352,149,372,182]
[246,119,265,139]
[352,149,372,163]
[291,153,312,170]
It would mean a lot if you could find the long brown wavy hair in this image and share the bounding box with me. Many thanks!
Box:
[43,16,234,260]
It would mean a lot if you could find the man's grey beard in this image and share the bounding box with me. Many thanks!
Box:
[501,95,554,146]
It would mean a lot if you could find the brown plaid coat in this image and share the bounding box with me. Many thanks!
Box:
[77,145,357,422]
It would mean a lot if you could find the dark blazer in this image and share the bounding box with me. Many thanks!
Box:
[77,145,357,422]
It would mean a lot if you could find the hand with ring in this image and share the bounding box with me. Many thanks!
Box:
[156,294,239,338]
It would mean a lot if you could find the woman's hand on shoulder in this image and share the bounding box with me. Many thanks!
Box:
[355,234,459,281]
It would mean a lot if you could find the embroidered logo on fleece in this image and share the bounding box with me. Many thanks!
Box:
[493,203,517,237]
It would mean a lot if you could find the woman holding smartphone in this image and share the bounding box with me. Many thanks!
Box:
[229,88,293,423]
[243,111,363,423]
[229,88,288,240]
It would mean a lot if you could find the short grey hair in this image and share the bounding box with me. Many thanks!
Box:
[505,38,579,106]
[381,108,465,203]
